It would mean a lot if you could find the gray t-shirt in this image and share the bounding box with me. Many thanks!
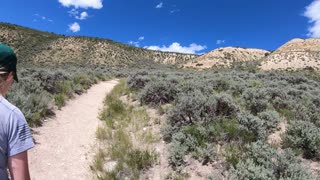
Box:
[0,96,34,179]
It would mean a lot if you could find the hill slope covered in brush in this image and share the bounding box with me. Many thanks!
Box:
[0,23,198,66]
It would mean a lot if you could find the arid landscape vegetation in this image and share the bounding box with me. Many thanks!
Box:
[1,22,320,179]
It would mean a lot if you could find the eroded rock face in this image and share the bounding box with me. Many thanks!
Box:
[261,38,320,71]
[184,47,269,69]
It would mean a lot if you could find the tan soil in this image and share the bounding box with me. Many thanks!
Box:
[261,38,320,70]
[184,47,269,69]
[142,108,171,180]
[29,80,118,180]
[267,121,287,147]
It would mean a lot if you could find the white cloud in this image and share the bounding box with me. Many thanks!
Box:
[144,42,207,54]
[69,22,80,32]
[58,0,103,9]
[156,2,163,9]
[304,0,320,37]
[216,40,226,45]
[68,8,79,16]
[170,9,180,14]
[33,14,53,23]
[128,36,145,47]
[138,36,145,41]
[76,11,89,20]
[68,9,89,20]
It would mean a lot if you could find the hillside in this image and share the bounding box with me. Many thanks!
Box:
[261,38,320,70]
[0,23,198,66]
[184,47,270,69]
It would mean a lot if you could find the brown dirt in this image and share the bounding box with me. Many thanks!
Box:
[29,80,119,180]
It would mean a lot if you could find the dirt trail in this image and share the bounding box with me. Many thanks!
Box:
[29,80,118,180]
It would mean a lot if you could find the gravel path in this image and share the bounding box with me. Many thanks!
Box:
[29,80,118,180]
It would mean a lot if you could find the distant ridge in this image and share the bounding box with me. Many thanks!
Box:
[184,47,270,69]
[261,38,320,70]
[2,23,319,71]
[0,22,198,66]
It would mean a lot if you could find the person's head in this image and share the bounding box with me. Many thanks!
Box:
[0,43,18,96]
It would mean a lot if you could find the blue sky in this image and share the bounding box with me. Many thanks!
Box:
[0,0,319,54]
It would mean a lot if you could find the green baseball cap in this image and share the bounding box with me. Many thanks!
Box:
[0,43,18,82]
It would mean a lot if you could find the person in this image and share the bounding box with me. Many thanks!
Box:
[0,43,34,180]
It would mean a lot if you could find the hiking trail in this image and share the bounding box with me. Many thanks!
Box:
[29,80,119,180]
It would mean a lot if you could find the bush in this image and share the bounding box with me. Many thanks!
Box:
[127,73,150,90]
[56,81,74,98]
[169,92,239,127]
[8,79,53,126]
[168,90,207,126]
[54,93,67,110]
[242,88,269,115]
[257,110,280,133]
[73,74,93,90]
[237,112,267,141]
[230,142,314,180]
[139,80,178,106]
[212,93,239,117]
[168,135,189,167]
[194,143,217,165]
[283,121,320,159]
[34,71,71,94]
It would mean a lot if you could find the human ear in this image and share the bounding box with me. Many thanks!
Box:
[5,72,14,82]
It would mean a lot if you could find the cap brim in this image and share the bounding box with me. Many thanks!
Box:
[14,72,18,82]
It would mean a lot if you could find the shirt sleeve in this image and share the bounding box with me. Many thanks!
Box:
[6,109,35,157]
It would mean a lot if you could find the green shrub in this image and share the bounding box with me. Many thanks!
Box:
[257,110,280,133]
[237,112,267,141]
[56,80,74,97]
[127,149,157,171]
[73,74,93,90]
[169,92,239,127]
[139,80,178,106]
[54,93,67,109]
[168,139,189,167]
[242,88,269,115]
[211,93,239,117]
[127,72,150,90]
[8,80,53,126]
[283,120,320,159]
[168,90,207,126]
[230,142,314,180]
[224,143,243,168]
[194,143,217,165]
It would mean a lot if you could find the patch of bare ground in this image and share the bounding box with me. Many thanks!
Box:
[141,107,171,180]
[301,158,320,177]
[185,157,225,180]
[267,120,287,147]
